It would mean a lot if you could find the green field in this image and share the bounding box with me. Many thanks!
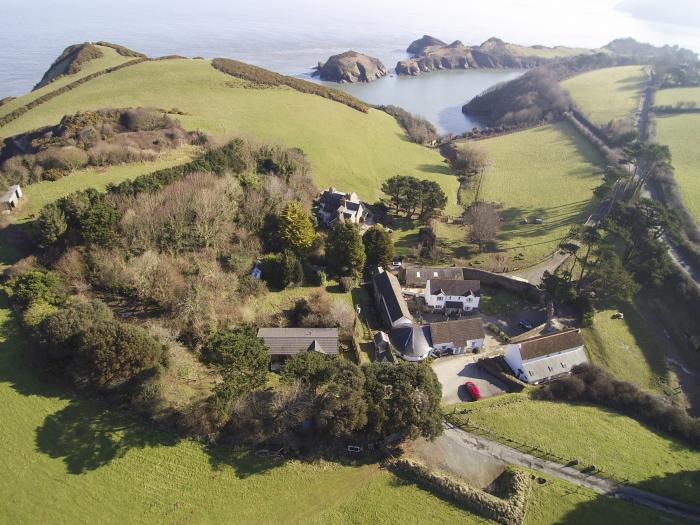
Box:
[462,122,602,266]
[0,58,459,214]
[12,148,195,223]
[562,65,647,125]
[656,86,700,107]
[505,43,595,59]
[452,393,700,504]
[582,306,669,392]
[0,45,134,119]
[656,113,700,223]
[0,296,491,524]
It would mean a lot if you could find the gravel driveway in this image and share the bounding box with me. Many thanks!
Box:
[431,354,508,404]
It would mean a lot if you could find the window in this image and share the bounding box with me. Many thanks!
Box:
[416,271,421,278]
[561,362,567,369]
[528,370,534,377]
[547,365,553,372]
[433,271,438,277]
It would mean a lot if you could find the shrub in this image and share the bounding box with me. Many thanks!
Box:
[120,108,174,131]
[5,270,67,309]
[260,251,303,290]
[339,276,355,292]
[379,105,438,144]
[237,275,267,298]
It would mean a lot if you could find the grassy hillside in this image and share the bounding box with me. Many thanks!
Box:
[0,58,459,213]
[582,307,669,393]
[656,113,700,223]
[462,122,602,266]
[451,393,700,505]
[656,86,700,107]
[561,65,647,125]
[0,45,135,119]
[506,43,594,59]
[0,296,486,524]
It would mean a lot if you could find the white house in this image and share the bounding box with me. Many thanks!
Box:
[429,317,485,355]
[1,185,22,211]
[424,279,480,312]
[317,187,373,226]
[504,329,588,384]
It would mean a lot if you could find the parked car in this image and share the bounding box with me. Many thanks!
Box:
[391,258,403,269]
[534,218,543,224]
[465,381,481,401]
[612,312,624,319]
[519,320,533,331]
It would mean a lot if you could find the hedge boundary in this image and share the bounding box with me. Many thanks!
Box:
[389,459,531,525]
[211,58,369,113]
[0,58,148,129]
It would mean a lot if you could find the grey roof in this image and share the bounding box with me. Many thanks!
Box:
[519,330,585,361]
[430,318,485,345]
[389,325,432,360]
[428,279,481,297]
[520,347,588,383]
[257,327,339,356]
[403,266,464,287]
[373,270,413,327]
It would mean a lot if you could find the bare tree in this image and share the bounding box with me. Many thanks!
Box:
[465,201,500,252]
[441,141,491,178]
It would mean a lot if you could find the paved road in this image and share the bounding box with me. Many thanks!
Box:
[510,249,572,285]
[442,423,700,522]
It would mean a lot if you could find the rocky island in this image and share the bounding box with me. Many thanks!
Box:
[396,35,582,76]
[313,50,388,83]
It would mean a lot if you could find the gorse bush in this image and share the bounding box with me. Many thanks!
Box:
[379,105,438,144]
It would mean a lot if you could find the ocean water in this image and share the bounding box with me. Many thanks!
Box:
[1,0,697,134]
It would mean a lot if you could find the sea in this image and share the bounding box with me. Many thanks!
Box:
[1,0,698,134]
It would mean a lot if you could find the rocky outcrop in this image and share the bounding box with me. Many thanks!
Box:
[396,37,556,76]
[406,35,447,55]
[313,51,388,83]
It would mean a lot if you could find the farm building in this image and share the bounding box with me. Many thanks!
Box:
[424,279,481,312]
[504,329,587,384]
[1,185,22,211]
[372,268,413,328]
[429,317,485,354]
[316,187,373,226]
[257,327,339,369]
[389,324,432,362]
[401,265,463,287]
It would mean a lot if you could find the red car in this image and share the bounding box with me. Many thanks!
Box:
[465,381,481,401]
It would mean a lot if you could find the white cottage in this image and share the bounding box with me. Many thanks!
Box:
[424,279,480,312]
[1,185,22,211]
[429,317,485,355]
[504,329,587,384]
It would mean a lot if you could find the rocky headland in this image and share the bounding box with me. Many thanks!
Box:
[313,51,388,83]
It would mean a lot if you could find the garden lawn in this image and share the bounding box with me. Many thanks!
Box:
[0,45,134,119]
[0,295,481,524]
[464,121,603,266]
[0,58,459,214]
[561,65,647,125]
[582,306,669,393]
[656,86,700,107]
[450,393,700,504]
[13,148,196,223]
[655,113,700,223]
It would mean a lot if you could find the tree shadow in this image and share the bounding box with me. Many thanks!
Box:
[417,163,453,176]
[35,400,179,474]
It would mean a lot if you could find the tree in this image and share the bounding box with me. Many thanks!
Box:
[542,271,578,304]
[362,362,442,440]
[281,351,337,390]
[200,327,270,400]
[316,360,368,437]
[441,142,491,177]
[81,201,120,247]
[278,201,316,255]
[587,249,639,303]
[362,226,394,269]
[35,204,68,247]
[6,270,66,309]
[417,180,447,222]
[465,201,500,252]
[569,225,602,289]
[326,222,366,278]
[260,250,303,289]
[381,175,407,215]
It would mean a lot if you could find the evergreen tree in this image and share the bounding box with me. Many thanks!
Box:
[326,222,366,278]
[279,201,316,255]
[362,225,394,269]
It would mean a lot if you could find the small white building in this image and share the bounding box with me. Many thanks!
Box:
[429,317,485,355]
[424,279,480,312]
[504,329,588,384]
[1,185,22,211]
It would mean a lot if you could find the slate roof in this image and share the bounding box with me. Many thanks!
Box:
[520,347,588,383]
[428,279,481,297]
[257,327,339,356]
[429,318,485,345]
[389,325,432,360]
[1,185,21,203]
[373,270,413,326]
[518,329,585,361]
[402,266,463,287]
